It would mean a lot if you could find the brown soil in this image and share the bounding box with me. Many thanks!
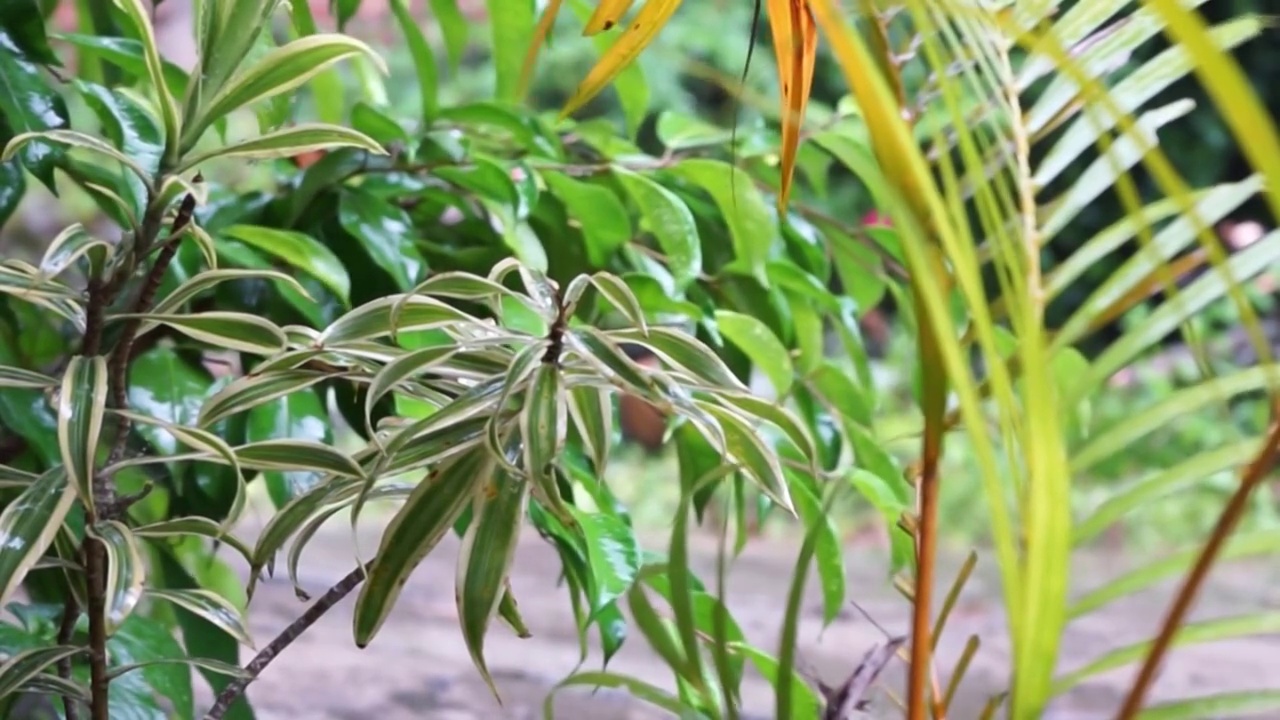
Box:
[223,511,1280,719]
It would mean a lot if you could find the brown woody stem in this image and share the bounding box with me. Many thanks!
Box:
[203,565,368,720]
[1113,419,1280,718]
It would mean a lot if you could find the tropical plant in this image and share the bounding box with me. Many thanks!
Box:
[3,1,1280,720]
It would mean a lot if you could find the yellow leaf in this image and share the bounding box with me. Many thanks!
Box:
[562,0,684,118]
[520,0,566,99]
[583,0,638,35]
[767,0,817,211]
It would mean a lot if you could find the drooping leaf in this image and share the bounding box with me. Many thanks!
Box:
[57,355,109,507]
[0,28,69,189]
[0,467,77,608]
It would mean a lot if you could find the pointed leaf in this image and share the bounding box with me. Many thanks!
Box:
[179,123,384,173]
[89,520,146,632]
[148,588,254,648]
[57,355,109,507]
[0,467,77,608]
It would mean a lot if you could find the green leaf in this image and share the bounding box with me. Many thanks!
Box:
[0,364,56,389]
[90,520,147,632]
[543,171,631,266]
[319,294,475,346]
[38,223,114,280]
[111,0,181,159]
[126,345,214,455]
[338,189,429,291]
[456,465,529,698]
[185,34,386,149]
[0,0,60,65]
[112,311,287,355]
[200,370,332,428]
[544,670,691,716]
[180,123,384,172]
[133,517,253,566]
[614,168,702,288]
[0,467,77,608]
[75,80,164,177]
[1135,690,1280,720]
[0,645,82,699]
[247,388,333,507]
[219,225,350,305]
[388,0,439,120]
[713,310,793,396]
[147,588,254,648]
[567,384,612,475]
[485,0,535,102]
[430,0,469,71]
[350,101,410,147]
[106,609,196,719]
[609,326,747,391]
[3,128,151,184]
[698,402,792,511]
[54,33,190,97]
[0,158,23,228]
[58,355,109,507]
[235,439,364,479]
[672,158,776,284]
[569,506,641,614]
[353,448,489,646]
[728,642,823,719]
[0,29,69,189]
[788,476,845,626]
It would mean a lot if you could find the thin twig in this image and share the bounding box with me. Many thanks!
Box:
[57,594,82,720]
[1113,418,1280,719]
[203,564,368,720]
[106,194,195,472]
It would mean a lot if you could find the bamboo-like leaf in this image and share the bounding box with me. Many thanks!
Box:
[353,448,489,646]
[148,588,254,647]
[199,370,333,428]
[111,311,287,355]
[484,343,546,474]
[112,0,181,159]
[1070,530,1280,619]
[567,384,612,474]
[0,646,83,699]
[286,483,415,596]
[561,0,683,117]
[1052,612,1280,694]
[583,0,637,34]
[109,656,250,681]
[586,272,648,335]
[0,467,77,608]
[543,671,689,716]
[364,345,459,440]
[697,402,792,512]
[0,365,56,389]
[566,327,660,394]
[608,327,747,391]
[132,516,254,566]
[57,355,109,507]
[235,440,364,479]
[184,34,386,149]
[177,123,384,173]
[711,391,816,468]
[88,520,146,632]
[38,223,113,280]
[17,673,89,701]
[0,464,37,488]
[2,129,152,184]
[320,295,476,346]
[522,363,571,522]
[456,465,530,699]
[1134,690,1280,719]
[147,268,315,320]
[249,477,357,585]
[388,0,440,120]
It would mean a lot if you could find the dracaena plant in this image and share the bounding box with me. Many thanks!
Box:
[523,0,1280,718]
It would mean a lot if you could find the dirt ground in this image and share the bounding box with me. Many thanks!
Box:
[222,509,1280,720]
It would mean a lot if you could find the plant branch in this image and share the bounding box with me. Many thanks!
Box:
[203,564,368,720]
[57,594,81,720]
[1113,418,1280,719]
[105,193,197,476]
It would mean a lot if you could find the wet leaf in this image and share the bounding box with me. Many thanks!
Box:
[0,364,55,389]
[180,123,384,172]
[236,439,363,479]
[115,311,287,355]
[148,588,254,648]
[614,168,702,288]
[127,345,213,455]
[185,34,386,149]
[456,465,529,698]
[338,189,429,291]
[353,449,489,646]
[319,295,475,346]
[247,387,333,507]
[0,645,82,699]
[0,467,77,609]
[570,506,641,614]
[133,517,253,566]
[543,171,631,266]
[485,0,536,101]
[4,128,150,184]
[57,355,109,507]
[567,384,612,475]
[90,520,146,632]
[0,29,69,188]
[388,0,439,120]
[673,159,776,283]
[714,310,793,396]
[200,370,332,428]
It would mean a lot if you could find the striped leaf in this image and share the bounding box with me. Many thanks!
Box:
[88,520,146,632]
[57,355,109,508]
[0,467,78,608]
